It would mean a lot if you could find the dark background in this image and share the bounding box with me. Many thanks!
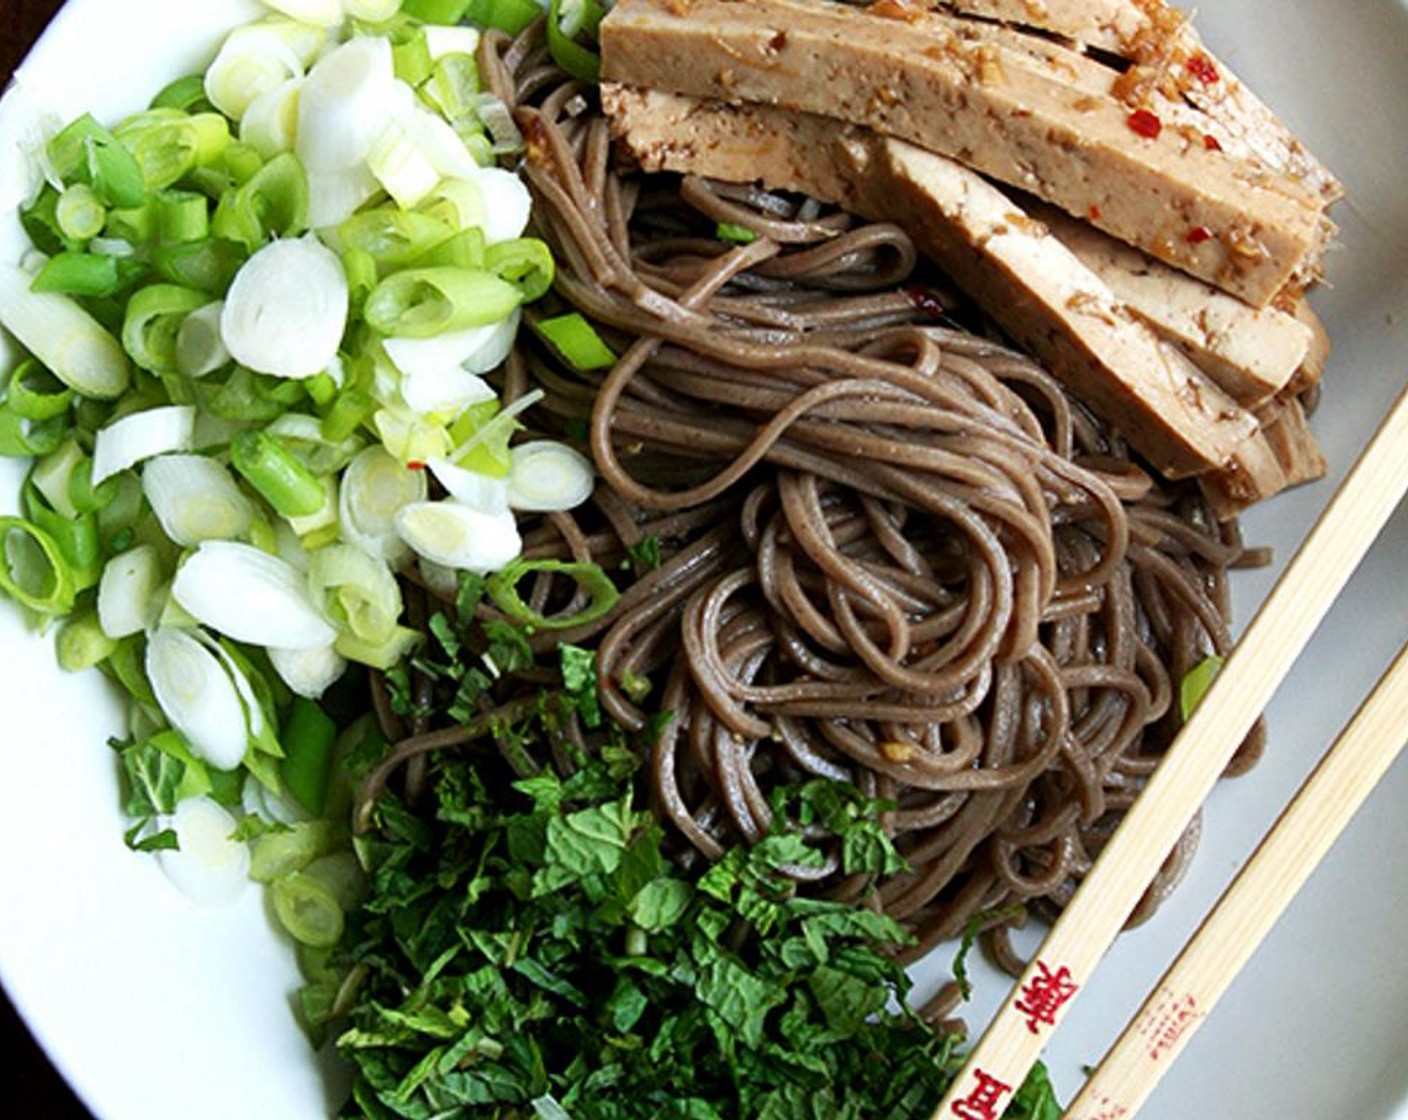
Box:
[3,1,101,1117]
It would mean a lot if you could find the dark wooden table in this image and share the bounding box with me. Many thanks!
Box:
[2,10,99,1120]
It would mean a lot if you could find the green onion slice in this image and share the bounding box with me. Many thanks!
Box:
[5,359,74,421]
[535,311,617,371]
[122,284,211,373]
[0,516,77,615]
[484,237,554,302]
[55,183,107,241]
[232,429,328,518]
[47,114,148,209]
[1180,655,1226,721]
[364,267,522,338]
[486,557,620,631]
[546,0,605,84]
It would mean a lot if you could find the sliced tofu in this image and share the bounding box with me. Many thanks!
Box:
[1199,427,1288,519]
[601,0,1328,307]
[1201,396,1325,517]
[1034,205,1312,407]
[931,0,1343,204]
[1285,298,1331,395]
[933,0,1144,51]
[1259,395,1327,489]
[603,84,1261,481]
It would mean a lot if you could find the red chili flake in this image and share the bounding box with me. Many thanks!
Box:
[1127,108,1162,139]
[1186,53,1220,84]
[1203,133,1223,152]
[907,286,947,319]
[1186,225,1213,244]
[407,460,426,471]
[1087,203,1102,221]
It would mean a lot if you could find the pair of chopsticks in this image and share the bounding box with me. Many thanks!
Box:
[933,380,1408,1120]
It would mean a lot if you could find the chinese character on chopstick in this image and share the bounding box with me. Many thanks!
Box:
[951,1068,1013,1120]
[1013,959,1079,1034]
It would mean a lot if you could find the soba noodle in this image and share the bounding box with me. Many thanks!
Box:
[363,23,1264,990]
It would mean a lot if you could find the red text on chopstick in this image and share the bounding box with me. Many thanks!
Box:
[950,1069,1013,1120]
[1014,959,1080,1034]
[1137,987,1205,1061]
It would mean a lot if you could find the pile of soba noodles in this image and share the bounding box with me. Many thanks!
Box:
[361,23,1264,980]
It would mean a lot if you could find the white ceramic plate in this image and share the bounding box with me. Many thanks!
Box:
[2,2,1407,1118]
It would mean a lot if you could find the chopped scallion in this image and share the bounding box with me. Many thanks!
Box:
[485,557,620,631]
[55,183,107,241]
[5,358,74,421]
[57,609,117,672]
[0,262,131,399]
[221,235,348,379]
[365,266,522,338]
[232,429,328,519]
[535,311,617,371]
[142,454,257,546]
[0,517,77,615]
[122,284,212,373]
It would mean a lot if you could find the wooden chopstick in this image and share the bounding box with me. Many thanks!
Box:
[932,380,1408,1120]
[1063,638,1408,1120]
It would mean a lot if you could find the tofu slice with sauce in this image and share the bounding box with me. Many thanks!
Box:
[928,0,1344,204]
[1032,205,1313,408]
[600,0,1329,307]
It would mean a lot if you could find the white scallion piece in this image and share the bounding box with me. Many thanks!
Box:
[204,25,308,122]
[241,773,307,827]
[91,405,196,485]
[156,798,250,907]
[384,308,519,386]
[142,454,257,547]
[507,440,595,512]
[472,165,532,244]
[424,24,481,59]
[146,627,250,771]
[427,457,510,514]
[97,543,163,639]
[305,166,381,231]
[390,85,479,181]
[339,445,428,565]
[269,642,348,700]
[31,440,83,519]
[419,178,484,231]
[221,235,348,379]
[471,93,523,155]
[370,406,450,469]
[175,301,231,379]
[395,500,522,573]
[239,76,303,160]
[192,628,268,740]
[0,261,130,399]
[296,35,396,223]
[398,362,498,417]
[172,540,337,649]
[308,542,403,643]
[368,120,440,209]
